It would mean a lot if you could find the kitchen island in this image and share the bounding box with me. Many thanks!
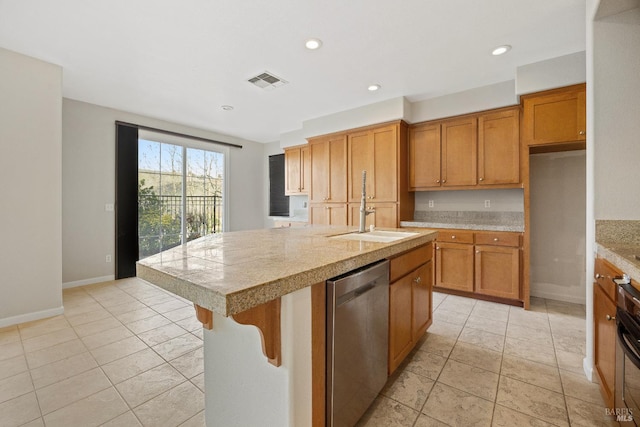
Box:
[137,225,437,427]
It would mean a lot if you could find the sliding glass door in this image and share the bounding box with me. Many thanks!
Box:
[138,138,225,259]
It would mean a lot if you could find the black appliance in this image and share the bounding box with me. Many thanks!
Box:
[615,277,640,426]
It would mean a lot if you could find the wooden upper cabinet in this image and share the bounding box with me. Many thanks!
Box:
[309,135,347,204]
[284,145,310,195]
[441,117,477,187]
[409,123,442,190]
[348,125,398,202]
[478,107,520,185]
[522,83,586,147]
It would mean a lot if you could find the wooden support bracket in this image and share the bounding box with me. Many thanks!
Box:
[194,304,213,330]
[233,298,282,367]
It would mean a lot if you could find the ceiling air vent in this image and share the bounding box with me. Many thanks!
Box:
[247,71,288,90]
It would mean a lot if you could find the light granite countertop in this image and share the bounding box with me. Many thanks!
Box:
[400,220,523,232]
[136,226,437,316]
[596,243,640,284]
[401,211,524,232]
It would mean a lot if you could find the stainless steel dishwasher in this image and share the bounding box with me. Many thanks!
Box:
[326,260,389,427]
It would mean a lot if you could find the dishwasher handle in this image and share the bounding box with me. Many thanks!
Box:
[336,280,380,307]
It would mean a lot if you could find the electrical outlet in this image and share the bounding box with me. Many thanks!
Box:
[428,200,434,208]
[303,201,307,208]
[106,255,112,263]
[105,203,114,212]
[484,200,491,208]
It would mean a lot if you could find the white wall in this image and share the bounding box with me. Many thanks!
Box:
[593,6,640,219]
[62,99,265,286]
[516,51,587,95]
[0,48,63,326]
[530,151,587,303]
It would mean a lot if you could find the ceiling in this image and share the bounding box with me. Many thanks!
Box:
[0,0,586,143]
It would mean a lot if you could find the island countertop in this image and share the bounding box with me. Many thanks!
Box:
[136,226,438,316]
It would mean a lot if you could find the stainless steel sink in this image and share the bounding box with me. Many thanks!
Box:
[330,230,419,243]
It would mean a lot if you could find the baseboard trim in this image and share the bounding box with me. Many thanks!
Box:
[583,356,594,382]
[0,306,65,328]
[530,288,586,305]
[63,275,115,289]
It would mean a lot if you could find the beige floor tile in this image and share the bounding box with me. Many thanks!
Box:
[25,339,87,369]
[426,320,463,339]
[492,404,557,426]
[152,333,202,361]
[438,359,499,401]
[65,308,113,327]
[105,300,148,316]
[0,341,24,362]
[496,376,569,427]
[97,294,138,308]
[125,314,172,334]
[81,325,134,350]
[115,363,186,408]
[414,414,449,427]
[73,316,121,338]
[163,306,196,322]
[191,328,204,340]
[90,336,148,365]
[138,323,187,346]
[133,381,205,427]
[556,349,586,375]
[470,306,510,323]
[500,355,562,393]
[355,395,419,427]
[449,341,502,374]
[0,354,28,381]
[114,307,158,324]
[381,370,434,410]
[560,370,605,406]
[174,316,202,333]
[546,300,585,317]
[465,315,508,336]
[529,297,548,312]
[422,382,494,427]
[179,410,206,427]
[503,336,557,366]
[169,347,204,379]
[0,328,20,346]
[63,303,107,321]
[437,298,476,316]
[0,371,33,404]
[19,417,45,427]
[36,367,111,414]
[508,308,551,331]
[417,334,457,358]
[432,308,469,325]
[0,392,41,427]
[136,293,177,306]
[553,334,587,356]
[191,373,205,393]
[42,387,129,427]
[149,299,190,314]
[506,322,554,346]
[102,348,165,385]
[403,349,447,381]
[458,327,505,352]
[101,410,143,427]
[565,396,618,427]
[21,327,78,353]
[30,351,97,389]
[18,316,70,340]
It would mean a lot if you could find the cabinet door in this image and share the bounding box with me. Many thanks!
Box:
[309,203,328,225]
[309,203,347,225]
[478,108,520,185]
[300,145,310,193]
[522,84,586,146]
[435,242,474,292]
[389,273,413,375]
[474,245,520,300]
[284,147,302,195]
[412,261,432,343]
[441,117,477,187]
[348,130,374,202]
[347,203,397,229]
[328,136,347,203]
[594,283,616,409]
[309,140,329,203]
[409,123,441,189]
[327,204,347,226]
[372,125,397,202]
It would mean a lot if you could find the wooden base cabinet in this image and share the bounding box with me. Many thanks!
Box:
[435,242,474,292]
[475,245,520,300]
[594,257,620,409]
[389,245,433,374]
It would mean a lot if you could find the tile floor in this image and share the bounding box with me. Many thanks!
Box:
[358,292,616,427]
[0,279,611,427]
[0,278,205,427]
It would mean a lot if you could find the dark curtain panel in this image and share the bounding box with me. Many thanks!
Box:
[115,124,139,279]
[269,154,289,216]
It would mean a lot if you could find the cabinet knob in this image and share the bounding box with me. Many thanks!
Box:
[325,206,330,210]
[436,179,440,183]
[579,131,586,135]
[436,247,441,250]
[595,273,602,280]
[606,314,616,321]
[476,250,480,254]
[414,276,422,284]
[479,178,484,181]
[494,238,499,242]
[451,235,456,239]
[442,179,446,183]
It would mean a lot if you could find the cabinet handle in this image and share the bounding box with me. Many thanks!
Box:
[413,276,422,284]
[606,314,616,321]
[579,131,586,135]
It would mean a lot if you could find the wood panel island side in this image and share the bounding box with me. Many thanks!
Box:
[136,225,437,427]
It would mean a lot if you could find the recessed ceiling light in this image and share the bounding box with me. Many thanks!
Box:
[368,84,381,91]
[492,45,512,56]
[305,38,322,50]
[221,105,234,111]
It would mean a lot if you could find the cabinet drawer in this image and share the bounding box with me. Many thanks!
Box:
[390,244,433,283]
[475,232,520,247]
[437,230,474,244]
[594,257,621,303]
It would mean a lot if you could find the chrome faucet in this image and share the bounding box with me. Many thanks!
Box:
[359,170,373,233]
